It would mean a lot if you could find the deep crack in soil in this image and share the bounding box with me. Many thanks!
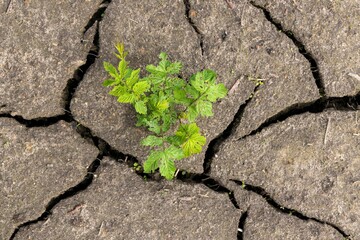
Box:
[62,21,100,115]
[2,1,358,239]
[0,112,71,127]
[9,154,103,240]
[230,179,351,239]
[82,0,111,37]
[237,210,248,240]
[183,0,205,56]
[176,172,239,209]
[3,1,239,237]
[5,1,112,239]
[250,1,326,97]
[238,92,360,141]
[203,83,260,174]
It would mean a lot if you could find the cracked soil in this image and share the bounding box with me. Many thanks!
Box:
[0,0,359,239]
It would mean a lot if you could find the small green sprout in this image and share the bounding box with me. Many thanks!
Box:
[103,43,228,180]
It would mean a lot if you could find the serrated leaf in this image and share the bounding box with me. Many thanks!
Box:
[146,64,166,76]
[104,62,118,78]
[159,52,167,61]
[118,59,127,78]
[164,145,184,160]
[186,123,201,135]
[191,72,206,93]
[102,79,116,87]
[141,135,163,146]
[182,133,206,157]
[126,69,140,88]
[146,75,164,86]
[143,150,163,173]
[196,100,213,117]
[145,64,157,73]
[170,78,186,88]
[185,85,200,99]
[187,105,198,122]
[156,99,169,111]
[165,135,183,146]
[174,89,191,105]
[114,42,128,59]
[159,157,176,180]
[161,113,176,132]
[135,100,147,114]
[175,123,206,157]
[133,81,150,95]
[144,119,161,134]
[206,84,228,102]
[202,69,217,84]
[109,85,127,97]
[175,123,195,141]
[117,92,135,103]
[136,114,147,127]
[167,62,182,74]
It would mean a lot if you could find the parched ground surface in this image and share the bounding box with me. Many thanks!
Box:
[0,0,359,239]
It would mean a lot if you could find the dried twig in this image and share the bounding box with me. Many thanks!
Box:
[5,0,12,13]
[98,221,104,236]
[229,79,241,95]
[224,0,235,10]
[348,72,360,82]
[323,118,331,145]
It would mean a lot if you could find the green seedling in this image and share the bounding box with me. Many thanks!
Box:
[103,43,228,180]
[248,76,265,86]
[133,162,142,172]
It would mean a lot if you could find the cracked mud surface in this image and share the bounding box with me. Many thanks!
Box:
[1,0,359,239]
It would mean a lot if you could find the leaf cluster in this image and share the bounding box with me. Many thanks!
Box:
[103,43,228,180]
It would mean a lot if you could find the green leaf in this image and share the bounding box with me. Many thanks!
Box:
[146,53,182,77]
[156,99,169,111]
[162,112,177,133]
[133,81,150,95]
[206,84,228,102]
[164,145,184,160]
[141,135,163,146]
[135,100,147,114]
[167,62,182,74]
[182,133,206,157]
[186,122,201,135]
[187,105,198,122]
[159,157,176,180]
[109,85,127,97]
[102,79,116,87]
[202,69,217,84]
[104,62,118,78]
[146,64,166,76]
[126,68,140,88]
[114,42,128,59]
[169,78,186,88]
[159,52,167,61]
[175,123,196,141]
[117,92,135,103]
[145,75,164,86]
[174,89,191,105]
[144,119,161,134]
[191,72,206,93]
[185,85,200,99]
[196,100,213,117]
[176,123,206,157]
[118,59,127,78]
[143,150,163,173]
[165,135,183,146]
[145,64,157,73]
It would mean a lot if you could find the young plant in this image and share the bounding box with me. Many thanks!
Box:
[103,43,228,180]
